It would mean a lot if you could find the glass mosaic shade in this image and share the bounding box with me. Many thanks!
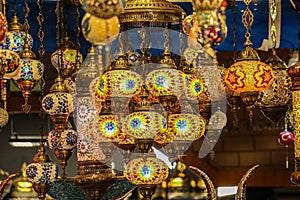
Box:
[51,48,83,73]
[224,61,275,94]
[94,70,142,103]
[184,73,204,100]
[13,58,44,81]
[125,157,169,185]
[122,111,166,139]
[146,69,186,97]
[0,31,33,52]
[42,92,74,115]
[0,108,9,127]
[168,114,206,141]
[25,162,58,184]
[1,49,20,79]
[47,129,78,151]
[94,114,123,142]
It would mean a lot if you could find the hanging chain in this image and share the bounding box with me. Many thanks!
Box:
[74,2,81,70]
[233,0,237,61]
[270,0,277,48]
[242,0,254,41]
[23,0,30,34]
[37,0,45,57]
[163,24,170,51]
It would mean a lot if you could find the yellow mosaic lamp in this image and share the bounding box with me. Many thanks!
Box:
[81,13,120,45]
[125,157,169,200]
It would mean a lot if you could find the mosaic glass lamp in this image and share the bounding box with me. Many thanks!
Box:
[0,12,7,43]
[224,0,274,123]
[50,33,83,79]
[125,157,169,200]
[84,0,123,19]
[13,42,44,113]
[25,146,58,200]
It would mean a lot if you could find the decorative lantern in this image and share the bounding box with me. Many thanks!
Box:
[13,42,44,113]
[47,129,77,170]
[50,34,83,79]
[255,0,292,126]
[224,0,274,123]
[81,13,120,45]
[42,76,74,130]
[84,0,123,19]
[1,49,20,79]
[25,146,58,200]
[125,157,169,200]
[1,13,33,52]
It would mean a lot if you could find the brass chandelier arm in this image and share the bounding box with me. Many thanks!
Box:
[236,165,259,200]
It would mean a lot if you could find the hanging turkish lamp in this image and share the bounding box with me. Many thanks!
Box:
[47,128,77,171]
[13,42,44,113]
[84,0,123,19]
[122,85,167,153]
[1,0,33,53]
[94,49,142,115]
[255,0,292,127]
[145,29,186,115]
[125,157,169,200]
[224,0,274,124]
[12,0,44,114]
[50,32,83,79]
[25,146,58,200]
[288,6,300,186]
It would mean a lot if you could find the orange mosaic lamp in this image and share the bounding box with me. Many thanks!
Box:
[223,0,274,123]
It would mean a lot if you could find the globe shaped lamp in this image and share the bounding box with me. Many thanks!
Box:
[25,146,58,200]
[51,34,83,79]
[0,49,20,79]
[125,157,169,200]
[81,13,120,45]
[13,43,44,113]
[42,76,74,130]
[1,13,33,52]
[47,129,77,170]
[224,43,274,123]
[0,107,9,127]
[256,50,292,126]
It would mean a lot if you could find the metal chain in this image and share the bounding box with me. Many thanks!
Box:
[24,0,30,34]
[163,24,170,51]
[233,0,237,61]
[37,0,45,57]
[270,0,277,48]
[75,2,81,64]
[242,0,254,40]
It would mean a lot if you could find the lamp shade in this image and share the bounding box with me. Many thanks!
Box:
[50,49,83,72]
[125,157,169,185]
[94,114,123,142]
[122,111,166,139]
[0,31,33,52]
[42,92,74,115]
[25,162,58,184]
[168,114,206,141]
[224,61,275,93]
[47,129,77,151]
[184,73,204,100]
[95,70,142,102]
[81,13,120,45]
[1,49,20,79]
[12,59,44,81]
[0,108,8,127]
[0,12,8,43]
[146,69,186,97]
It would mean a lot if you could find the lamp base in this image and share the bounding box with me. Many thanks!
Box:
[138,184,157,200]
[74,161,115,199]
[33,183,50,200]
[136,138,155,153]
